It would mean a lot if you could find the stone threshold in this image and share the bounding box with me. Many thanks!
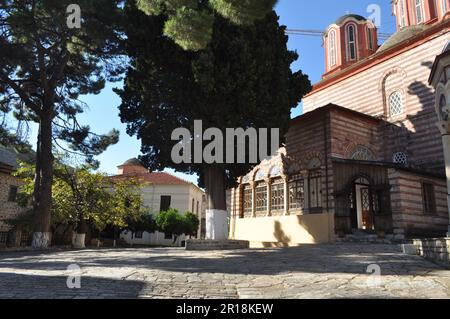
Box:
[185,240,250,251]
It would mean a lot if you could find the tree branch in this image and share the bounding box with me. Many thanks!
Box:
[48,52,70,94]
[0,71,41,115]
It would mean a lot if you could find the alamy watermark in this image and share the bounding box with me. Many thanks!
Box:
[66,264,81,289]
[367,4,382,28]
[171,120,280,164]
[366,264,382,288]
[66,4,81,29]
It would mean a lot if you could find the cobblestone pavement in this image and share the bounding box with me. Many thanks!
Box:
[0,244,449,299]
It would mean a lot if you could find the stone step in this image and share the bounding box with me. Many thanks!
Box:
[185,240,250,251]
[336,233,407,244]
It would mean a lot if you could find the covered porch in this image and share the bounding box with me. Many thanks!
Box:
[333,158,393,237]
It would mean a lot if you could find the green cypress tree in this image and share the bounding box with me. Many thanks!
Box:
[117,3,311,225]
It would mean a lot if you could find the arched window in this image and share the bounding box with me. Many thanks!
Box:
[389,91,404,116]
[393,152,408,165]
[307,157,321,170]
[414,0,424,24]
[351,146,375,161]
[329,30,336,67]
[346,24,357,61]
[367,27,374,50]
[399,0,407,27]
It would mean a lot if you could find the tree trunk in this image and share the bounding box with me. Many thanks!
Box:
[77,214,87,234]
[113,227,117,248]
[32,113,54,249]
[204,165,226,211]
[73,216,87,249]
[204,165,228,240]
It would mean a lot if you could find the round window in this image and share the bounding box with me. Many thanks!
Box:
[393,152,407,165]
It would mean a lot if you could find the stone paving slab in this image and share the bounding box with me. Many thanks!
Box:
[0,244,449,299]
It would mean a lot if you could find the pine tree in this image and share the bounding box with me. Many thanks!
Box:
[136,0,278,51]
[0,0,124,248]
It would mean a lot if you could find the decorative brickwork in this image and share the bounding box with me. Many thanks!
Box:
[230,105,449,241]
[388,169,449,236]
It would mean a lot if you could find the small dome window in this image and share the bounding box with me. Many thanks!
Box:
[329,30,337,67]
[414,0,424,24]
[367,26,374,50]
[399,0,407,28]
[346,24,357,61]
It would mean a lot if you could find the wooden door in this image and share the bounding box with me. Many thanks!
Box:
[360,188,374,230]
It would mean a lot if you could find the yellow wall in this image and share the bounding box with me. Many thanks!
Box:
[230,213,335,248]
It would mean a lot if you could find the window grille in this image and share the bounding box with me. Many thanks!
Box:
[393,152,408,165]
[389,91,404,116]
[243,185,253,216]
[289,178,305,210]
[351,146,375,161]
[308,170,322,209]
[271,179,285,211]
[255,182,267,212]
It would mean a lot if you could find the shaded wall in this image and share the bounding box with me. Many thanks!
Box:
[232,213,335,248]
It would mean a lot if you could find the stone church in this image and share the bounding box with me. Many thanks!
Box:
[229,0,450,247]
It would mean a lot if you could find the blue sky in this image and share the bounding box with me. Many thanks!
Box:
[28,0,397,184]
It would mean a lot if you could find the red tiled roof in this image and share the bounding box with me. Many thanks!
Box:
[112,171,192,186]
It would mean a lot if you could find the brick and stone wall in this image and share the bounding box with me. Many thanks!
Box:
[303,29,450,172]
[0,172,24,232]
[286,110,330,213]
[329,108,382,160]
[388,168,449,236]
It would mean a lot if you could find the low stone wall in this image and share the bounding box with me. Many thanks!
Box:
[413,238,450,268]
[185,240,249,251]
